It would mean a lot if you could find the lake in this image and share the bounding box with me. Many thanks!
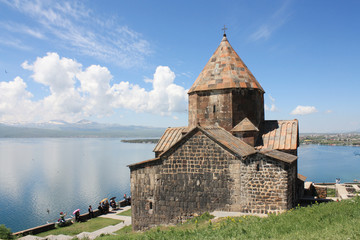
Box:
[0,139,359,232]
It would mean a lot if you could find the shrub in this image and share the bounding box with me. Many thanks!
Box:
[0,224,13,239]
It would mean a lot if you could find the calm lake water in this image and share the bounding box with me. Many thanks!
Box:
[0,139,359,232]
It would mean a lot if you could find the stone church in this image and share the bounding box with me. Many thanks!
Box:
[128,33,299,230]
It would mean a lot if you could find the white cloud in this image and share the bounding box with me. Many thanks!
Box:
[0,53,187,123]
[22,52,81,93]
[0,77,36,122]
[290,105,318,115]
[0,21,44,39]
[2,0,151,67]
[111,66,188,115]
[0,36,32,51]
[265,94,278,112]
[250,26,272,41]
[249,0,292,41]
[325,110,333,114]
[143,77,153,83]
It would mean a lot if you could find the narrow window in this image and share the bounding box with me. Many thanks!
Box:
[256,163,260,171]
[149,202,153,210]
[213,105,216,113]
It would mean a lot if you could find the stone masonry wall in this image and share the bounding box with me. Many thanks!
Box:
[130,163,161,230]
[239,154,292,214]
[232,89,264,128]
[188,89,264,131]
[157,132,236,225]
[188,90,233,131]
[131,132,237,230]
[130,132,296,230]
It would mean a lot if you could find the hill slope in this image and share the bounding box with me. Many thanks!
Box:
[99,197,360,239]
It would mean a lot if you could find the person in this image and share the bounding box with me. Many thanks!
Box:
[98,203,103,214]
[124,193,129,205]
[59,212,66,223]
[336,178,341,184]
[123,194,131,205]
[75,210,80,222]
[110,199,116,210]
[105,200,110,213]
[88,205,94,219]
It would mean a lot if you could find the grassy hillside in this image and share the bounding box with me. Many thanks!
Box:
[98,197,360,240]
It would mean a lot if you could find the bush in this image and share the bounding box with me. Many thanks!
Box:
[0,224,13,239]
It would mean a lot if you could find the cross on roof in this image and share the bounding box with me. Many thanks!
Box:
[222,25,228,36]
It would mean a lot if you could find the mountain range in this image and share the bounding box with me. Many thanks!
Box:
[0,120,166,138]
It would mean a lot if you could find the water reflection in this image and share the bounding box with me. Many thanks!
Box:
[298,144,360,183]
[0,138,155,232]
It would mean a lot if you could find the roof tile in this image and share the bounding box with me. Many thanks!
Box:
[153,127,187,153]
[188,35,264,94]
[258,120,299,150]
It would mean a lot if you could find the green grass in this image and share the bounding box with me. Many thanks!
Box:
[117,209,132,216]
[97,197,360,240]
[36,218,122,237]
[327,188,336,197]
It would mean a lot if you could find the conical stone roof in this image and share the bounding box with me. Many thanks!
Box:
[188,35,264,94]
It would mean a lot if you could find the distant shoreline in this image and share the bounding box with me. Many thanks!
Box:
[121,139,159,144]
[301,143,360,147]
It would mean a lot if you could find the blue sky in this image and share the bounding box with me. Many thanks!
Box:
[0,0,359,133]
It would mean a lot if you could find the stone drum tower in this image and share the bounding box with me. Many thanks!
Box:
[188,34,264,132]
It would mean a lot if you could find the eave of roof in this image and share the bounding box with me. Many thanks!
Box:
[127,157,160,168]
[259,149,297,164]
[298,173,307,181]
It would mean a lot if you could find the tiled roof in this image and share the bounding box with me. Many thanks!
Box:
[259,149,297,163]
[258,120,299,150]
[129,125,299,168]
[202,126,256,157]
[188,35,264,94]
[231,117,259,132]
[153,127,187,153]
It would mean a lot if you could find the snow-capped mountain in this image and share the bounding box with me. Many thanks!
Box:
[0,120,165,138]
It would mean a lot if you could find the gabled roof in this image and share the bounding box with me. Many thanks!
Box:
[130,126,256,169]
[159,126,256,158]
[259,149,297,164]
[257,120,299,150]
[153,127,187,153]
[188,35,264,94]
[201,126,256,157]
[231,117,259,132]
[129,125,299,169]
